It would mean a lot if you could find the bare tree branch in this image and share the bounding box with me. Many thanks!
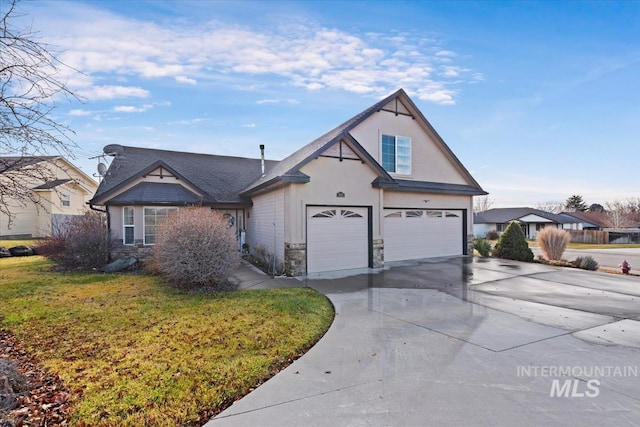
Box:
[0,0,80,224]
[473,195,493,213]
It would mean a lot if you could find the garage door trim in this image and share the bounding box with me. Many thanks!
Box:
[305,205,373,273]
[383,207,468,260]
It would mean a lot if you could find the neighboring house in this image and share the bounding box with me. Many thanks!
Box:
[558,211,607,230]
[474,207,580,240]
[89,89,487,275]
[0,156,99,238]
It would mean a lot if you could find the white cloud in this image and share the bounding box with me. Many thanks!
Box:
[78,85,150,100]
[242,123,256,128]
[257,98,300,105]
[168,118,210,125]
[435,50,457,57]
[69,109,92,116]
[39,5,482,105]
[113,104,154,113]
[175,76,197,85]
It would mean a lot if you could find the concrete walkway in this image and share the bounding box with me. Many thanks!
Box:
[227,260,301,290]
[209,257,640,427]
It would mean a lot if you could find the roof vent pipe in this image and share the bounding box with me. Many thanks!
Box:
[260,144,265,175]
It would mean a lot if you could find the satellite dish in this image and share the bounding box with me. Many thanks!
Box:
[103,144,124,156]
[97,162,107,176]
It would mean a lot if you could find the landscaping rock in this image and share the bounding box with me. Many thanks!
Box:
[102,257,138,273]
[0,248,10,258]
[7,246,33,257]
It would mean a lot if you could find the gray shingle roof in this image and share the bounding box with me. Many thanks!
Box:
[32,179,71,190]
[0,156,58,173]
[108,182,201,205]
[474,207,580,224]
[242,88,486,195]
[395,180,486,196]
[91,88,486,206]
[90,146,277,206]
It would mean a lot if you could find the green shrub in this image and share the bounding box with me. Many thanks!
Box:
[486,230,500,240]
[153,207,240,289]
[573,256,599,271]
[536,227,570,261]
[493,221,534,262]
[473,237,492,257]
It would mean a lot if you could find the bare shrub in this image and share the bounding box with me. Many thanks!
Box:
[153,207,240,289]
[42,211,110,269]
[573,256,599,271]
[536,227,570,261]
[485,230,499,240]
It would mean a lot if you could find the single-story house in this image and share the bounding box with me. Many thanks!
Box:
[558,211,608,230]
[0,156,98,238]
[474,207,581,240]
[89,88,487,275]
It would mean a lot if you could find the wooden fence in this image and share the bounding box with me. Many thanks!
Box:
[568,230,609,244]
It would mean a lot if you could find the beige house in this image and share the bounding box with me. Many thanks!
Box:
[89,89,486,275]
[0,156,98,239]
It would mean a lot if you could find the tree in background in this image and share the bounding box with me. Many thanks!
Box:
[588,203,605,213]
[473,195,493,213]
[565,194,588,212]
[0,0,78,224]
[603,200,636,229]
[536,200,564,214]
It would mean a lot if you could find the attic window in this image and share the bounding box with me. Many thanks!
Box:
[381,135,411,174]
[60,194,70,207]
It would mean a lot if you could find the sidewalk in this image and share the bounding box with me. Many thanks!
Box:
[228,260,302,290]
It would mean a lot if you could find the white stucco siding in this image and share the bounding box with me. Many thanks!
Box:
[349,111,469,185]
[290,156,382,243]
[473,223,493,238]
[247,189,285,263]
[519,214,553,223]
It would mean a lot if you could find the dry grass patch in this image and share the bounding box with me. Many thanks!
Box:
[0,256,334,426]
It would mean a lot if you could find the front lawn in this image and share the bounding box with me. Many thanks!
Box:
[0,256,334,426]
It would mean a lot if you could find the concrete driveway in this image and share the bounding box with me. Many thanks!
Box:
[209,257,640,426]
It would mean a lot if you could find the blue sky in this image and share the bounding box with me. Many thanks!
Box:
[19,0,640,208]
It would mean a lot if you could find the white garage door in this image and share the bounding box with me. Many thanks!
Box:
[307,207,368,273]
[384,209,463,262]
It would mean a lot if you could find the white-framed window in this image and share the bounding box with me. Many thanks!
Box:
[60,193,70,207]
[381,134,411,174]
[143,207,178,245]
[123,207,135,245]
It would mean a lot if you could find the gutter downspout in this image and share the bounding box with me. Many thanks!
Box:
[89,203,112,262]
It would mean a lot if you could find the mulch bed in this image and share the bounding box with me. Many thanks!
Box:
[0,331,71,427]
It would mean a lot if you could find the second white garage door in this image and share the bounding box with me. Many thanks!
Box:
[307,207,368,273]
[384,209,463,262]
